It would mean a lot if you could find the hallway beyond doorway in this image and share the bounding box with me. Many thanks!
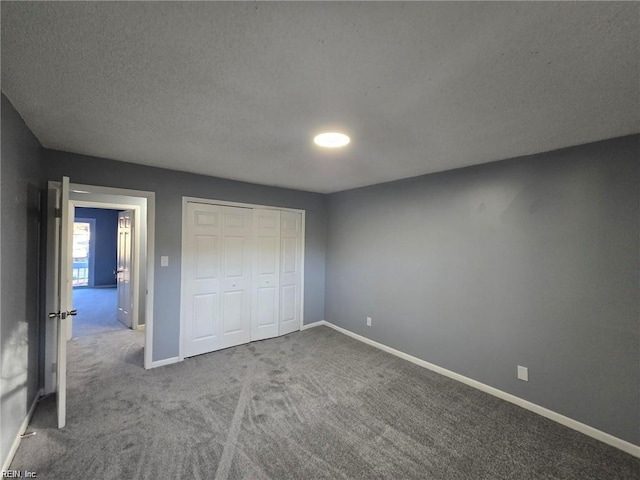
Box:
[72,288,127,337]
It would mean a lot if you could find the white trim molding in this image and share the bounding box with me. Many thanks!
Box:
[300,320,326,331]
[320,321,640,458]
[181,196,305,215]
[2,389,43,471]
[149,356,181,369]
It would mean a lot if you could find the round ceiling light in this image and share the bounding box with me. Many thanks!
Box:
[313,132,350,148]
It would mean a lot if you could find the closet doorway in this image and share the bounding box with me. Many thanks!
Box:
[180,198,304,359]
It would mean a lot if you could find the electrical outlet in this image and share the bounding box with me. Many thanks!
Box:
[160,256,169,267]
[366,316,372,327]
[517,365,528,382]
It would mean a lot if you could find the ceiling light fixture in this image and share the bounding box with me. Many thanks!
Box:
[313,132,350,148]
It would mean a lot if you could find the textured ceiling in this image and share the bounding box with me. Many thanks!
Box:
[2,2,638,193]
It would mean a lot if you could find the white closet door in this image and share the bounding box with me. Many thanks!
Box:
[279,211,302,336]
[251,209,281,341]
[183,203,252,357]
[219,206,252,349]
[183,203,222,357]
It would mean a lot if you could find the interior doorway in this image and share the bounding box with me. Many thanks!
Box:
[44,182,156,399]
[72,207,134,338]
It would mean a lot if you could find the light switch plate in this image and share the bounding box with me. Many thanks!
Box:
[517,365,528,381]
[160,256,169,267]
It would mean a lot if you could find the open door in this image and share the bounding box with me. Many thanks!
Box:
[116,210,134,328]
[47,176,76,429]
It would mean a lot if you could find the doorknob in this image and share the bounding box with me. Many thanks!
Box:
[48,310,78,319]
[113,269,124,274]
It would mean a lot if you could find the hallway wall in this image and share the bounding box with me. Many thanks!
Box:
[0,94,44,465]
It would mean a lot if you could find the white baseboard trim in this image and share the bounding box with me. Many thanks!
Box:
[2,389,44,471]
[149,356,181,369]
[322,321,640,458]
[300,320,327,331]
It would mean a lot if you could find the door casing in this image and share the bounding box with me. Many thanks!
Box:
[44,183,156,397]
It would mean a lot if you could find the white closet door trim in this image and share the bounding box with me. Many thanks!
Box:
[180,199,189,362]
[180,197,305,362]
[182,197,305,214]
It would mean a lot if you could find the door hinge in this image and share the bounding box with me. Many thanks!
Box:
[54,208,62,218]
[52,362,57,372]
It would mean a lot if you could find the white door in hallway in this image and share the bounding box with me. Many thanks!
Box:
[251,209,281,341]
[46,176,73,429]
[183,203,252,357]
[279,211,303,336]
[117,210,134,328]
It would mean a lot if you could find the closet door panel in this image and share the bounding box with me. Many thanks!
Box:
[280,211,302,336]
[183,203,222,357]
[281,284,296,324]
[193,293,217,339]
[251,209,281,340]
[222,290,244,334]
[219,206,252,349]
[257,287,277,326]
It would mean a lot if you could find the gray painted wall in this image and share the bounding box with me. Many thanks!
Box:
[1,94,43,464]
[5,85,637,451]
[42,150,327,362]
[325,135,640,446]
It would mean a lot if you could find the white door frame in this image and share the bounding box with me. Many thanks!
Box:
[71,202,141,330]
[179,196,306,362]
[70,184,155,370]
[45,183,156,389]
[44,182,61,395]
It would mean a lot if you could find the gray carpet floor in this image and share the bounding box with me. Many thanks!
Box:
[71,287,127,337]
[11,326,639,479]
